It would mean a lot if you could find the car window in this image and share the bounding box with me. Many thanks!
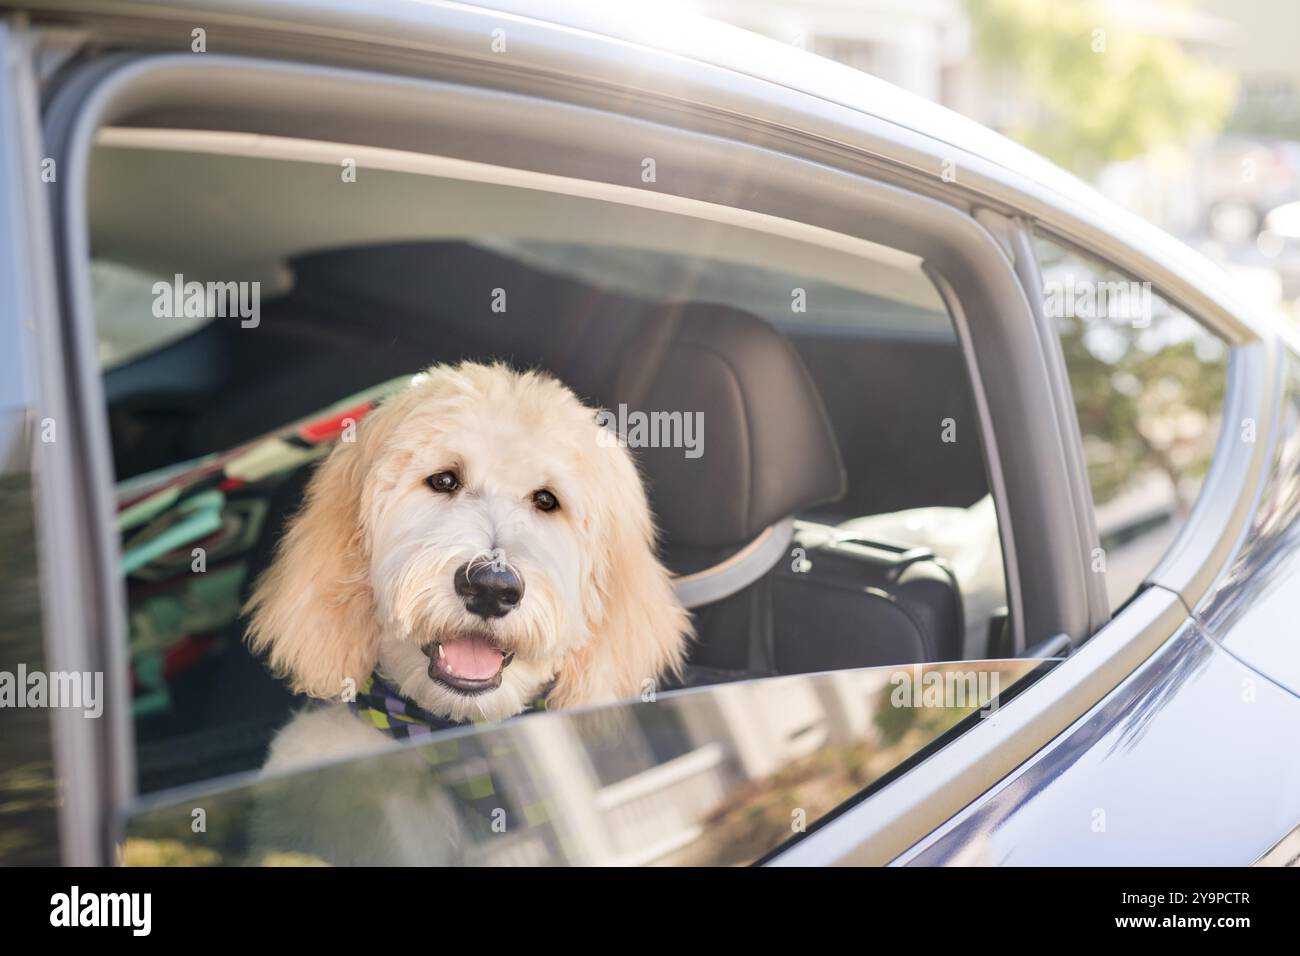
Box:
[0,450,61,866]
[89,135,1017,849]
[1034,234,1229,611]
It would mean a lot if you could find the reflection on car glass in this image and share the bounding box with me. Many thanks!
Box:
[121,660,1038,866]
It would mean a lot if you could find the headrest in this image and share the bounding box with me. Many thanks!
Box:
[610,302,846,566]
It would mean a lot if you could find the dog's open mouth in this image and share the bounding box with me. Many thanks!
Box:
[423,634,515,694]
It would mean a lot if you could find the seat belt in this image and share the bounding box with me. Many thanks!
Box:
[669,518,794,610]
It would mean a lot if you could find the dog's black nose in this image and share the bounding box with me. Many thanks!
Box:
[455,562,524,619]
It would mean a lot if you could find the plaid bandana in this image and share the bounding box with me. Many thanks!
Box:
[348,672,552,741]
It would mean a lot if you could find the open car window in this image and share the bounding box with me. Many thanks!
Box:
[57,97,1068,870]
[96,134,1017,800]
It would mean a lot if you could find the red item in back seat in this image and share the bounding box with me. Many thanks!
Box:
[297,401,377,444]
[164,633,215,679]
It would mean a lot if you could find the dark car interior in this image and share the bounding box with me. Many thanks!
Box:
[94,152,1003,793]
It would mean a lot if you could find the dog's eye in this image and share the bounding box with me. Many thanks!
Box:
[532,489,559,512]
[426,471,461,494]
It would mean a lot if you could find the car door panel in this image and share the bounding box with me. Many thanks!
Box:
[896,622,1300,865]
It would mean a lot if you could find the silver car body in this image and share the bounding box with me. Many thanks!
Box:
[1,0,1297,865]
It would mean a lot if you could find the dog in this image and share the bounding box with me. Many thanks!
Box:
[243,362,691,862]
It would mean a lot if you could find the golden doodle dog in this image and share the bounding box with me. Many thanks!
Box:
[246,361,692,778]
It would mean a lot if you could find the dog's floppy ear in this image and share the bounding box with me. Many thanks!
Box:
[244,417,387,701]
[551,435,692,708]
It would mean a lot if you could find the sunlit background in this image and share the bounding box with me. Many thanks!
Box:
[690,0,1300,323]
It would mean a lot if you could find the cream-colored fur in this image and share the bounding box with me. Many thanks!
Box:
[247,361,691,765]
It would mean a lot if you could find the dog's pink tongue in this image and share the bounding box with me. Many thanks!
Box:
[441,635,505,680]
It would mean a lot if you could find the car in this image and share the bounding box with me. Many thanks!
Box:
[1,0,1298,867]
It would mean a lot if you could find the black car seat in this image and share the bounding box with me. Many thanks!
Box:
[609,302,964,680]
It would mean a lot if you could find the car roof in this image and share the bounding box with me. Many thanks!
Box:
[19,0,1102,203]
[15,0,1280,340]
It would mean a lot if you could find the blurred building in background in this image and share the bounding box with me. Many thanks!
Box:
[1206,0,1300,129]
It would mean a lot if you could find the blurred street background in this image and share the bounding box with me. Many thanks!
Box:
[694,0,1300,324]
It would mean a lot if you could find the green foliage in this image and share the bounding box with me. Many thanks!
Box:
[1040,238,1228,514]
[1064,327,1225,509]
[965,0,1237,173]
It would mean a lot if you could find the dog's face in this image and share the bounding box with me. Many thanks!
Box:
[247,363,690,723]
[366,367,616,721]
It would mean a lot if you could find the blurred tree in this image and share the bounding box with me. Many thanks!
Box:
[1038,239,1227,518]
[1059,318,1225,513]
[965,0,1237,174]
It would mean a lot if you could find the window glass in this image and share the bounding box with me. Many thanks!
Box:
[90,137,1011,820]
[0,471,61,864]
[1035,234,1229,611]
[120,661,1039,866]
[570,707,695,788]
